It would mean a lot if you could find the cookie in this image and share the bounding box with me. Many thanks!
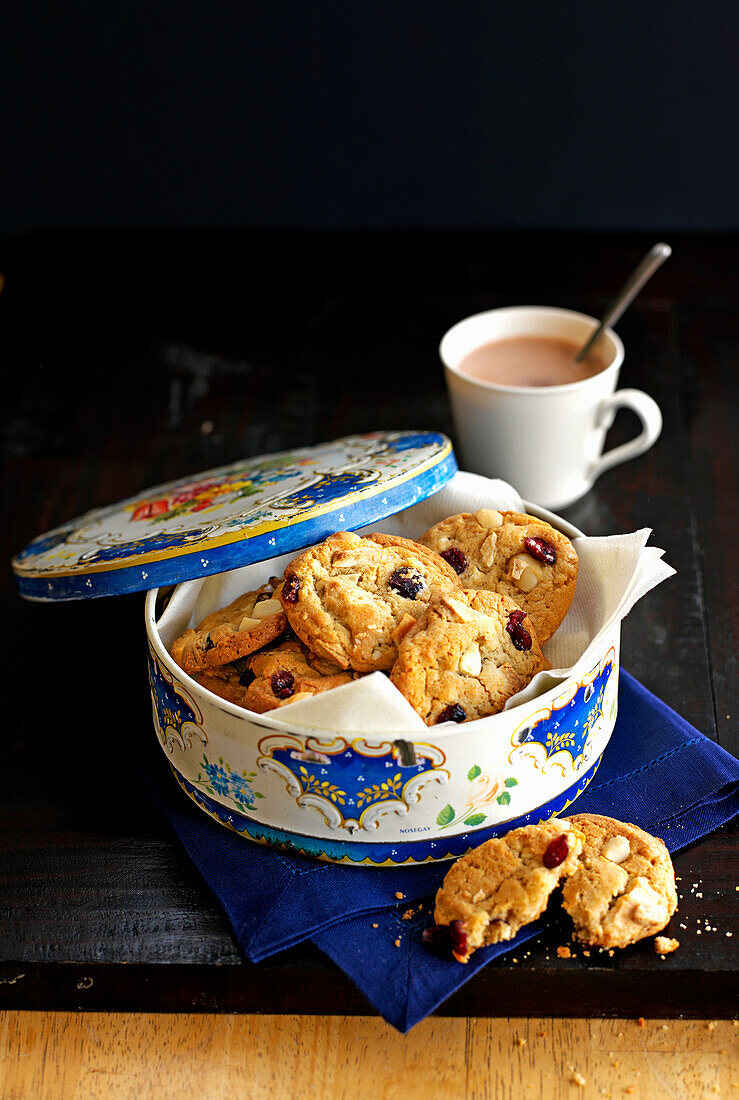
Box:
[277,531,462,671]
[195,636,356,713]
[562,814,678,949]
[193,659,261,707]
[433,819,585,959]
[390,589,548,724]
[419,509,578,643]
[171,583,287,674]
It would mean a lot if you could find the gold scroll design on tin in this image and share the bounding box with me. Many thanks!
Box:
[256,734,448,833]
[147,644,208,754]
[507,648,616,778]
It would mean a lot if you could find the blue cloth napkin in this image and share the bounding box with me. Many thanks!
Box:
[142,670,739,1031]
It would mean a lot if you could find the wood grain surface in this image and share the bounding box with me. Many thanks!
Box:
[1,1012,736,1099]
[0,231,736,1018]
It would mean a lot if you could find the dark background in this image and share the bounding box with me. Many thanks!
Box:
[1,1,737,235]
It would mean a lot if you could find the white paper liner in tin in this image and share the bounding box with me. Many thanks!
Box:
[156,472,675,733]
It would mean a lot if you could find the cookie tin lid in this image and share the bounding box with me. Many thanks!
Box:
[13,430,457,601]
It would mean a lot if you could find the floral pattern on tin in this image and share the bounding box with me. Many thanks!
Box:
[193,753,265,812]
[435,766,520,830]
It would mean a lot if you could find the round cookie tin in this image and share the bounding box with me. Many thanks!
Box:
[13,429,618,866]
[145,491,620,866]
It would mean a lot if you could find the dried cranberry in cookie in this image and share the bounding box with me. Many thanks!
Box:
[419,510,578,643]
[523,536,557,565]
[433,820,584,958]
[439,547,468,574]
[389,588,547,724]
[388,567,426,599]
[542,833,570,868]
[277,532,462,671]
[420,919,471,963]
[436,703,467,724]
[281,573,301,603]
[506,608,532,651]
[195,637,355,713]
[270,670,295,699]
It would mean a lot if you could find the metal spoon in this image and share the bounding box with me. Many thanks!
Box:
[575,242,672,362]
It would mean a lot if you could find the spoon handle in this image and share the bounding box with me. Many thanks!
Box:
[575,242,672,362]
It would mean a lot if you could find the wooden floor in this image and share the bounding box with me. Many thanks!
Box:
[1,1013,736,1099]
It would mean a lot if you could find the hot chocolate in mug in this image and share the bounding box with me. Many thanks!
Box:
[441,306,663,509]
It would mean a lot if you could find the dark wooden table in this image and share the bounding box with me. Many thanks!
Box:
[1,231,736,1017]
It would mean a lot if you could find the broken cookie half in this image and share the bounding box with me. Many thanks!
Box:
[562,814,677,949]
[431,820,585,962]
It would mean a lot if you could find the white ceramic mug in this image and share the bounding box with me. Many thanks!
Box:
[441,306,663,509]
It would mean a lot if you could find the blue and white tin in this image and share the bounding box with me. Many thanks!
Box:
[14,429,619,865]
[144,474,619,866]
[12,430,456,600]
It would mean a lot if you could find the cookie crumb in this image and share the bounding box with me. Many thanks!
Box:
[540,1029,548,1037]
[637,1017,646,1027]
[394,938,401,947]
[707,1021,718,1030]
[571,1071,586,1086]
[557,945,572,959]
[372,923,378,928]
[654,936,679,955]
[625,1088,636,1096]
[395,892,405,900]
[515,1036,526,1047]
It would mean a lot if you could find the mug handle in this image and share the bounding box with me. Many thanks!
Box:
[590,389,663,481]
